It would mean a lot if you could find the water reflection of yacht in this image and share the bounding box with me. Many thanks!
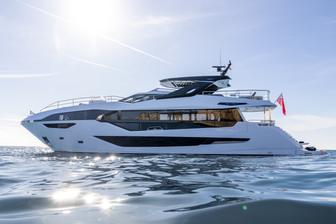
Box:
[22,61,322,155]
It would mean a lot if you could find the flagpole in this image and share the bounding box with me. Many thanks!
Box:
[274,93,282,104]
[275,93,286,116]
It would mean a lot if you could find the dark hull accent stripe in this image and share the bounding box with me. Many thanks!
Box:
[95,136,249,147]
[218,102,247,106]
[43,123,76,129]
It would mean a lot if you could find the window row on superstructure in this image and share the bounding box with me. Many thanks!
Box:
[39,109,243,131]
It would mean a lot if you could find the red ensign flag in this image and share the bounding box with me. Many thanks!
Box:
[276,94,286,115]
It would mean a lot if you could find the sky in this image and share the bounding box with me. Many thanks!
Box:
[0,0,335,149]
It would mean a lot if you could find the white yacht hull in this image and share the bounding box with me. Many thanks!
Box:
[22,120,306,155]
[21,62,324,155]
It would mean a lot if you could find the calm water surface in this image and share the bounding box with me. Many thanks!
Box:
[0,147,335,223]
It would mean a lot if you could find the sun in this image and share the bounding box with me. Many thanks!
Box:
[63,0,123,34]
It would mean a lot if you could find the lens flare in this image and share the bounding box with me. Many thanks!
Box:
[63,0,123,34]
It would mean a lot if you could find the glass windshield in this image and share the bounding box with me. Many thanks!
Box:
[119,94,157,103]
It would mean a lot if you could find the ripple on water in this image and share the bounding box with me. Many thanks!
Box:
[0,147,335,224]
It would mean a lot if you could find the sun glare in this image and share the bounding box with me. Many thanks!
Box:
[63,0,123,34]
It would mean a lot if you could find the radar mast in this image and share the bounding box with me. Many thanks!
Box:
[212,60,232,78]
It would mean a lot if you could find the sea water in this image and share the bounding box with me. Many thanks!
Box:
[0,146,335,224]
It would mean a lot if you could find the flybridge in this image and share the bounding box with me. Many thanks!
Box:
[160,61,232,89]
[156,61,233,99]
[38,61,273,110]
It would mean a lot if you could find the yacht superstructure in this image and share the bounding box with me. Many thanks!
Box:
[22,62,321,155]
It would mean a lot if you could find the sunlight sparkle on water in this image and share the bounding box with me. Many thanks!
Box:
[94,156,101,161]
[52,188,81,202]
[62,210,72,214]
[83,193,98,204]
[99,198,112,210]
[106,155,117,161]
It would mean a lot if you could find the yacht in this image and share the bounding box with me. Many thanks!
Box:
[22,62,322,155]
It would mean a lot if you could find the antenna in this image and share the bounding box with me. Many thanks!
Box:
[219,49,222,66]
[212,60,232,77]
[221,60,232,77]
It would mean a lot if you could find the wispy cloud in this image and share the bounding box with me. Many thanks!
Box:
[275,114,336,149]
[278,114,336,132]
[15,0,171,65]
[98,34,171,64]
[134,16,178,26]
[133,13,220,26]
[0,73,56,79]
[66,55,125,72]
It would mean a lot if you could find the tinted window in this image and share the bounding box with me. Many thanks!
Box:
[100,109,242,123]
[135,109,242,122]
[43,123,76,128]
[41,110,109,121]
[101,111,119,122]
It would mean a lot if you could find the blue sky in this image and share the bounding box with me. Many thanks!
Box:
[0,0,335,148]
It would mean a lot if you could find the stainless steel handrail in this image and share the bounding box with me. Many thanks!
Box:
[248,119,275,126]
[203,89,270,101]
[40,95,124,112]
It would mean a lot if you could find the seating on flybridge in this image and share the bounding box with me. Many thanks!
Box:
[22,60,323,155]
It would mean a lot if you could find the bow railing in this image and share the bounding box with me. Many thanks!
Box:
[40,95,123,112]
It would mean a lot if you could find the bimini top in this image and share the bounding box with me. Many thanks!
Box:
[160,61,232,89]
[157,61,234,99]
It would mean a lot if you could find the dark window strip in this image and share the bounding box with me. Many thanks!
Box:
[95,136,249,147]
[99,108,243,123]
[37,110,109,122]
[110,121,238,131]
[43,123,76,129]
